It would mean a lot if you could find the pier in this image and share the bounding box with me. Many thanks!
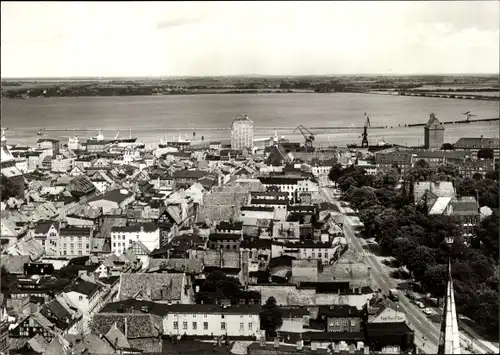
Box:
[407,117,499,127]
[40,126,387,132]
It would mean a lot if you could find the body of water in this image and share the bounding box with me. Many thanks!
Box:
[1,93,499,148]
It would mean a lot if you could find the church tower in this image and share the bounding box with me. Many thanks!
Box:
[437,260,461,355]
[424,113,445,149]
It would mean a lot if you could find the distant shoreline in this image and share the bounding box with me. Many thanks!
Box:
[2,89,498,101]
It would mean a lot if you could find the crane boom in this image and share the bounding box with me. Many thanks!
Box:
[293,125,315,152]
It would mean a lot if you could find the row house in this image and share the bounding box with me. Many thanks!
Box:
[172,169,209,187]
[215,221,243,236]
[110,223,160,256]
[37,138,60,158]
[250,197,289,211]
[271,241,342,265]
[51,154,74,173]
[240,239,272,264]
[39,294,84,335]
[317,305,362,332]
[58,227,94,257]
[9,312,60,350]
[258,177,301,201]
[310,159,337,177]
[33,220,60,255]
[410,150,468,168]
[208,233,241,251]
[459,158,495,178]
[61,276,116,334]
[164,304,261,338]
[356,160,377,175]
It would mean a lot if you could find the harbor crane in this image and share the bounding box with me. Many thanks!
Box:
[359,113,371,148]
[462,111,476,121]
[293,125,315,152]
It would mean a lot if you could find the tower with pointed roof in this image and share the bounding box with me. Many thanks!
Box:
[424,113,445,149]
[437,260,461,354]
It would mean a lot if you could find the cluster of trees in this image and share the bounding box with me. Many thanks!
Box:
[0,174,18,201]
[328,160,499,335]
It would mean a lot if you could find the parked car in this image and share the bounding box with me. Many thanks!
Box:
[415,301,425,309]
[405,291,415,300]
[423,308,433,315]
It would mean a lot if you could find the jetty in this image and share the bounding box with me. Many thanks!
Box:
[40,126,387,132]
[407,117,499,127]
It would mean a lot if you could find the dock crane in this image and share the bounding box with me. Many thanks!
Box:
[293,125,315,152]
[360,113,371,148]
[462,111,476,121]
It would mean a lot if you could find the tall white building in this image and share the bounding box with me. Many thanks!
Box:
[231,115,254,151]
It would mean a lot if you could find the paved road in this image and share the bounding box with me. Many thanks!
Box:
[320,186,497,355]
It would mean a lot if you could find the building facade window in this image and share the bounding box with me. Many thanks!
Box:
[204,322,208,330]
[192,322,197,330]
[221,322,226,330]
[173,321,178,329]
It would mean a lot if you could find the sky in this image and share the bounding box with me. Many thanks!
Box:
[1,1,499,78]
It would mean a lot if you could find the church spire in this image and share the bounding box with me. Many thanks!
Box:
[437,259,461,354]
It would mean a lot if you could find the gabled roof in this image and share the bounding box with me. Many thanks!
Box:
[63,278,100,297]
[455,137,500,149]
[92,313,163,339]
[35,220,59,234]
[425,113,444,130]
[104,323,130,350]
[88,189,134,204]
[429,197,453,215]
[119,273,185,301]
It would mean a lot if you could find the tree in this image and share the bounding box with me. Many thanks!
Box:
[437,163,459,179]
[0,174,18,201]
[328,163,344,186]
[344,186,379,210]
[260,296,283,338]
[339,176,358,193]
[1,266,17,294]
[441,143,454,150]
[477,148,494,160]
[423,264,448,304]
[476,209,499,261]
[196,271,244,304]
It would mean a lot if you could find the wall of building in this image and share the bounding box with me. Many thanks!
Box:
[163,311,260,337]
[327,316,361,332]
[110,228,160,255]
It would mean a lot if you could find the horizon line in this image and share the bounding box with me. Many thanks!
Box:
[2,73,499,80]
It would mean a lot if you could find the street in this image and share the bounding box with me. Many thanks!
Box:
[320,185,498,355]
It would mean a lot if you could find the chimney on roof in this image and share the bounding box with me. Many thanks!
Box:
[274,337,279,348]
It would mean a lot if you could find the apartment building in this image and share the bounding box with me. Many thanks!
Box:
[59,227,94,256]
[110,223,159,256]
[231,115,254,151]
